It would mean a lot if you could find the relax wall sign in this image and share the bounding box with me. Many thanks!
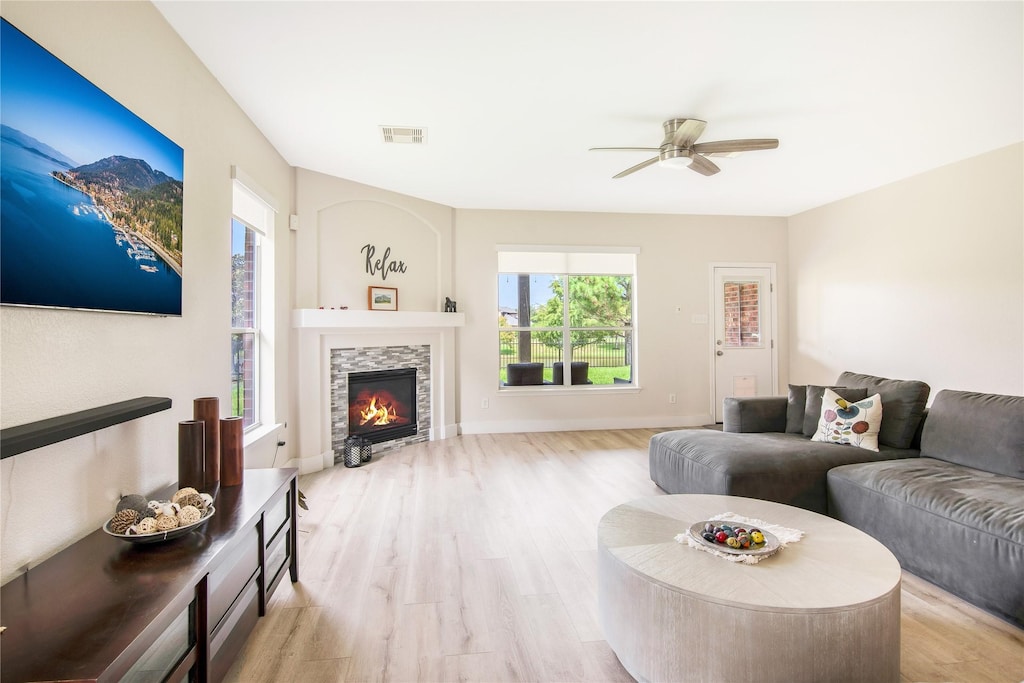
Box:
[361,243,407,281]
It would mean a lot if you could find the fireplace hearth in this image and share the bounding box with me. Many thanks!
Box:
[347,368,417,444]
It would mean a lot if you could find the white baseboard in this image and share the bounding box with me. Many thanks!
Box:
[427,423,461,440]
[442,422,460,439]
[459,414,711,435]
[280,453,328,475]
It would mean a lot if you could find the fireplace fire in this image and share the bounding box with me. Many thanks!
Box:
[347,368,417,444]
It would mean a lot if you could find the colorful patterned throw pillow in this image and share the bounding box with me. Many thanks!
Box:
[811,388,883,451]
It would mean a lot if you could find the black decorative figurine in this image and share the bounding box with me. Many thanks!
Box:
[444,297,457,312]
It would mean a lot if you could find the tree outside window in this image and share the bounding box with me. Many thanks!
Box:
[498,272,634,386]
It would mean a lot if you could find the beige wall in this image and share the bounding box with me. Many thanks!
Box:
[787,143,1024,397]
[293,168,454,311]
[0,2,293,583]
[454,210,789,432]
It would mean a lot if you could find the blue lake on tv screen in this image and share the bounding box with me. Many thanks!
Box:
[0,136,182,316]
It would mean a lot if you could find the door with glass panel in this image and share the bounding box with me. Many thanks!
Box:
[712,266,775,422]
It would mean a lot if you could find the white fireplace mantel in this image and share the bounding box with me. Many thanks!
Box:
[292,308,465,329]
[291,308,463,474]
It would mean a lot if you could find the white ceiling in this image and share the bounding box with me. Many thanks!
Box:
[155,1,1023,217]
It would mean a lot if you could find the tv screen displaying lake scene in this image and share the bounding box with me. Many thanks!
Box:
[1,18,183,316]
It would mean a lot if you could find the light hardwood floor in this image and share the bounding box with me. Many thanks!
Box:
[226,430,1024,682]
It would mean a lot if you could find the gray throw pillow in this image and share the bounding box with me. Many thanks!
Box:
[836,372,931,449]
[786,385,807,433]
[803,385,869,436]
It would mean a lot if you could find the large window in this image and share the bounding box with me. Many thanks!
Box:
[498,248,637,388]
[230,171,276,431]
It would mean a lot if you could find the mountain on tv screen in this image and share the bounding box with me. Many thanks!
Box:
[0,18,184,316]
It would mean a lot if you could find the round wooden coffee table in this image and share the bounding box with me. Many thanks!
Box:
[598,494,901,683]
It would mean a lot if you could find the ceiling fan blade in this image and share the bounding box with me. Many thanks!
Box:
[670,119,707,148]
[589,147,660,152]
[688,154,720,176]
[612,156,659,179]
[692,139,779,154]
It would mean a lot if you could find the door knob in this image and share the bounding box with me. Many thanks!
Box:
[716,350,724,356]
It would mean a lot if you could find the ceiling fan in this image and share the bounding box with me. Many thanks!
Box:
[590,118,779,178]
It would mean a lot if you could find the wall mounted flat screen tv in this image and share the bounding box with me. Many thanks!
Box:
[0,18,184,316]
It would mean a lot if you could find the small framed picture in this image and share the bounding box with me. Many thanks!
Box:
[368,286,398,311]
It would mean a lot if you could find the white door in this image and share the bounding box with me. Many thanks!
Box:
[712,266,776,422]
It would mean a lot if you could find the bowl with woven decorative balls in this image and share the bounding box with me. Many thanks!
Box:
[104,487,214,544]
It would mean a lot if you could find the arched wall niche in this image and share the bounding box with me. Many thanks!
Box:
[316,199,441,311]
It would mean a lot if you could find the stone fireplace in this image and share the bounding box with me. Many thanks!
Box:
[292,309,464,473]
[330,345,430,462]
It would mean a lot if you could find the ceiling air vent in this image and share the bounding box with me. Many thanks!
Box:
[380,126,427,144]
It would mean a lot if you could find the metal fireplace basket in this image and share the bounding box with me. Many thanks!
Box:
[343,435,372,468]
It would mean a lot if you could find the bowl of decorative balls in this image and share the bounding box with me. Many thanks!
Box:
[104,487,215,544]
[687,520,781,556]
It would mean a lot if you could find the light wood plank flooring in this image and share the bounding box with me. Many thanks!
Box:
[226,430,1024,682]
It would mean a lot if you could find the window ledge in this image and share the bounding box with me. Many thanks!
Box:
[497,385,641,396]
[243,422,283,449]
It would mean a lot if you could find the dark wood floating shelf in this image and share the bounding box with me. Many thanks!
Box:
[0,396,172,459]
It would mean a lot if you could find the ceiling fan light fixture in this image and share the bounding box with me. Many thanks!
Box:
[658,155,692,170]
[658,147,691,170]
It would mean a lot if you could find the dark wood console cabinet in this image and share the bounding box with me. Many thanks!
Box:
[0,468,298,682]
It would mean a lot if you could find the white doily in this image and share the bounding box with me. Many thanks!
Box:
[673,511,804,565]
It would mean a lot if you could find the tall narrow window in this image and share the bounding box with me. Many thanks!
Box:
[231,169,277,433]
[231,218,259,427]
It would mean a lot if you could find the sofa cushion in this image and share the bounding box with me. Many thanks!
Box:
[802,385,868,436]
[836,372,930,449]
[723,396,788,433]
[786,384,807,433]
[920,390,1024,478]
[828,458,1024,626]
[649,429,917,514]
[811,389,883,451]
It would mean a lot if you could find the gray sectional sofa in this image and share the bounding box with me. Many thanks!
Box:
[649,372,931,514]
[828,390,1024,627]
[648,372,1024,626]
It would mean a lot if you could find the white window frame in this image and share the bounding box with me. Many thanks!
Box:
[231,217,262,428]
[496,245,639,391]
[231,168,277,433]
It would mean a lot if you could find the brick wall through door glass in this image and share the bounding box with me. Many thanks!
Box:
[723,281,760,347]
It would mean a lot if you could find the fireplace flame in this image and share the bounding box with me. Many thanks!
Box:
[359,394,400,426]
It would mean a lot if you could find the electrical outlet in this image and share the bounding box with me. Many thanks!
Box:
[669,393,677,404]
[481,398,489,409]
